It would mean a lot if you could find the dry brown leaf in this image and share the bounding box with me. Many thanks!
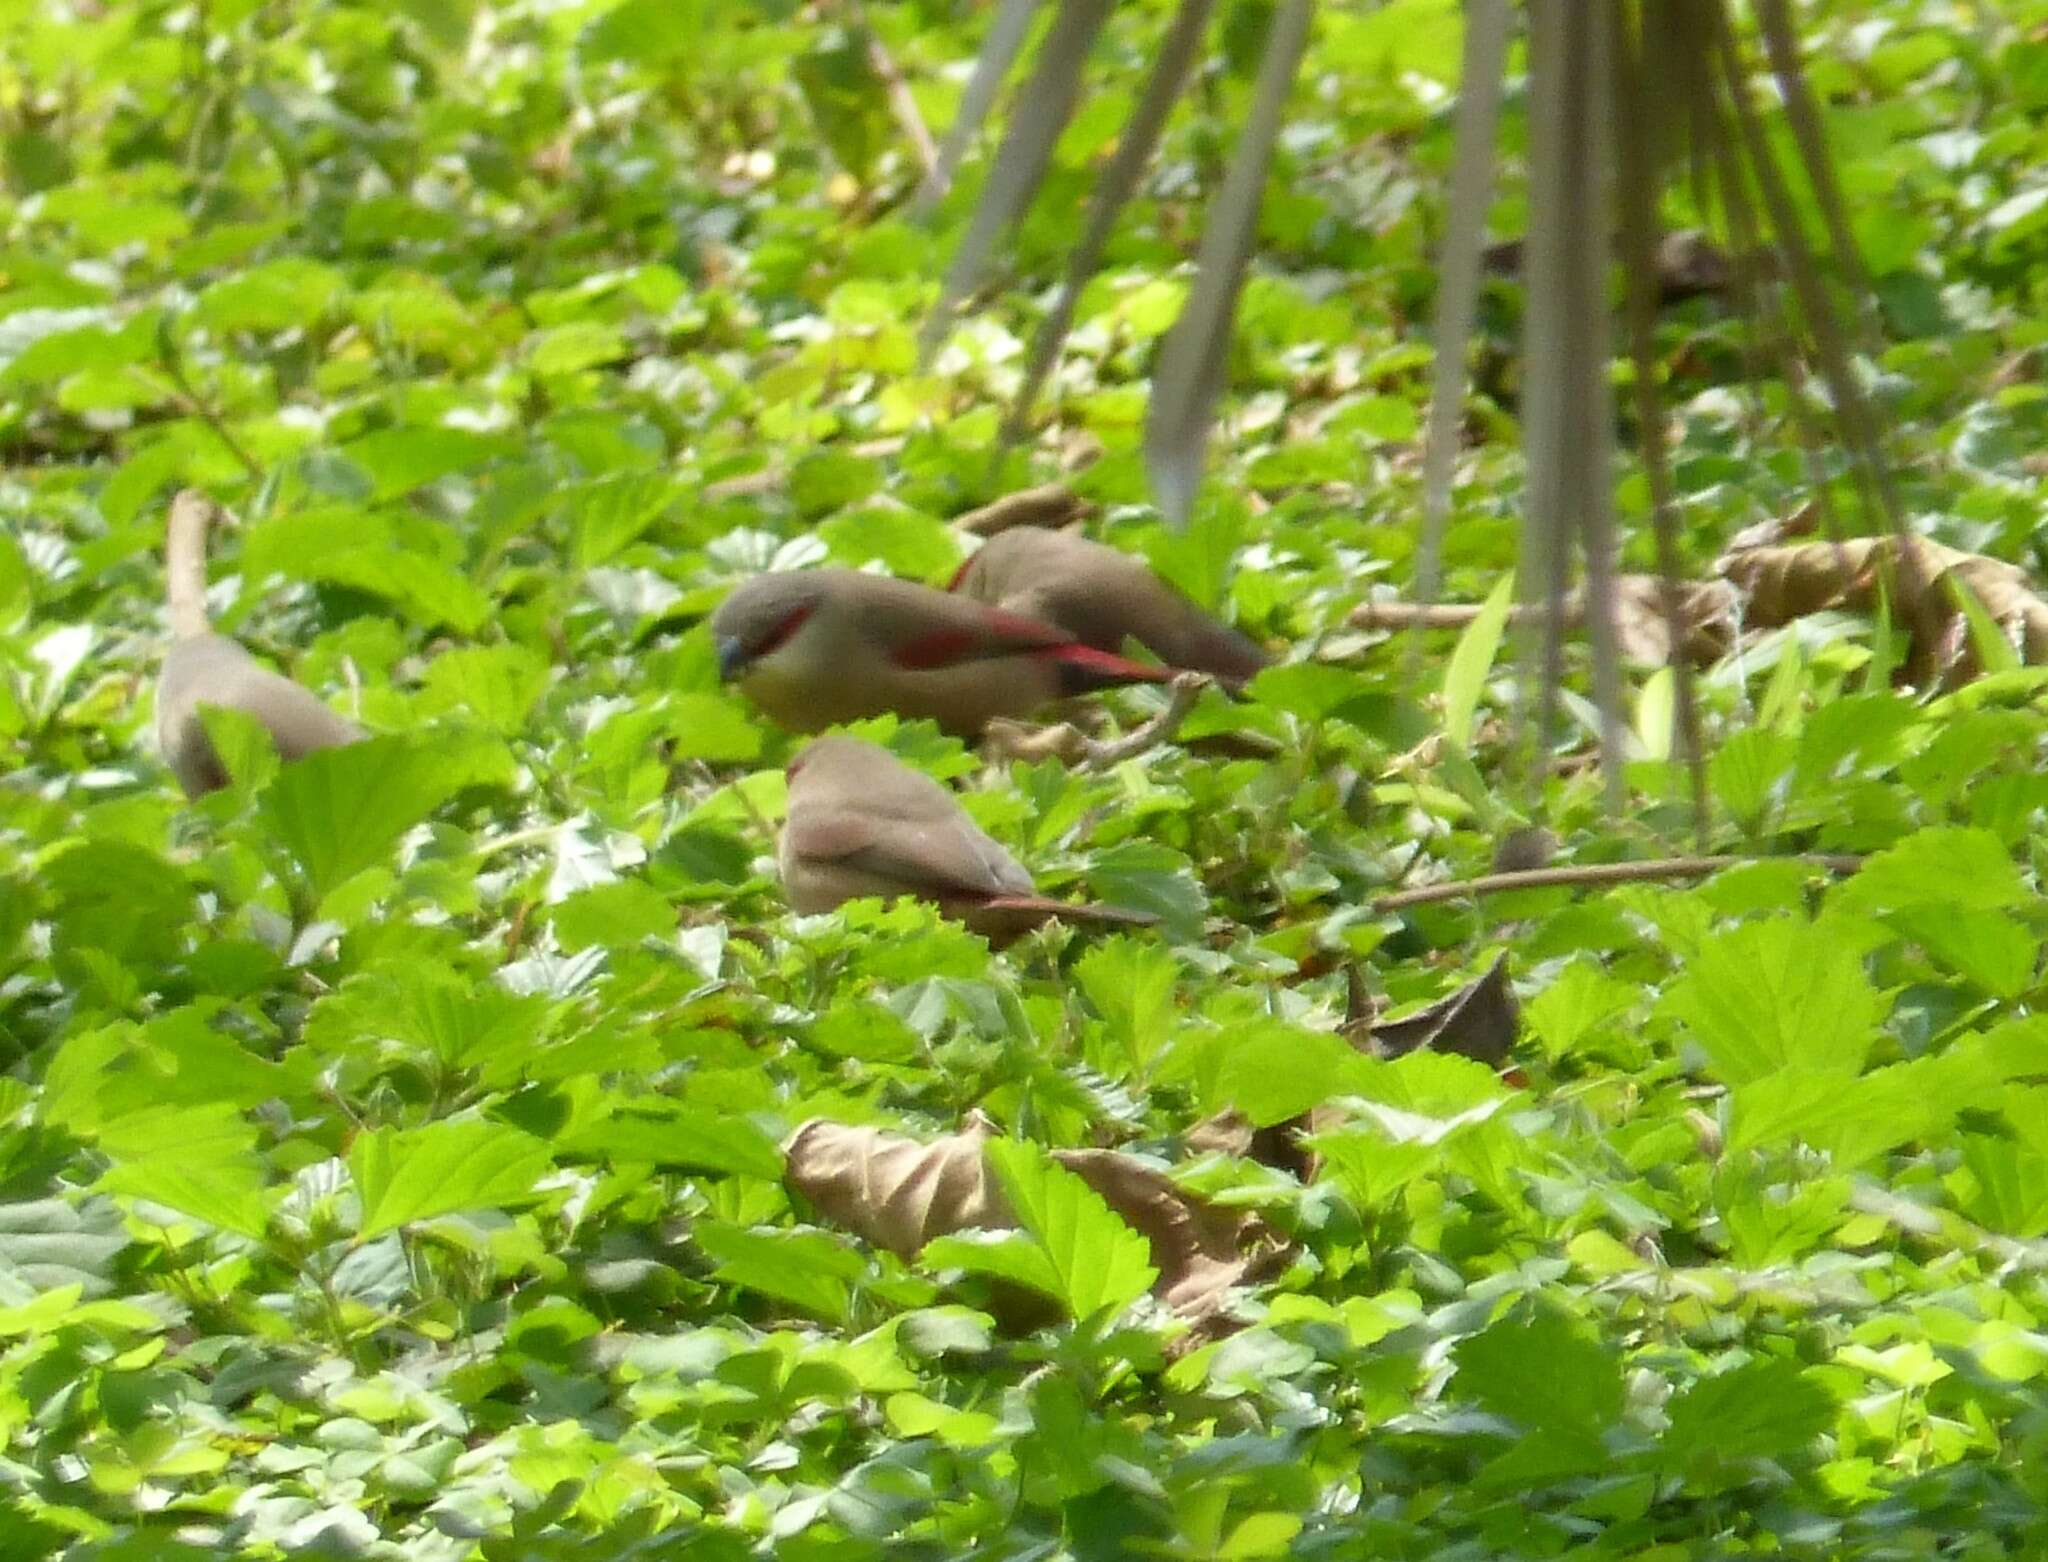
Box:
[1718,534,2048,686]
[1607,575,1739,665]
[952,483,1092,538]
[783,1114,1006,1255]
[1367,952,1520,1065]
[784,1116,1288,1344]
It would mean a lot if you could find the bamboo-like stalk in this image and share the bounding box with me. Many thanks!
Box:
[1612,1,1709,845]
[918,0,1042,210]
[1410,0,1510,670]
[921,0,1113,363]
[1144,0,1316,524]
[1004,0,1217,440]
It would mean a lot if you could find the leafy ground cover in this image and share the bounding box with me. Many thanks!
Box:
[6,0,2048,1556]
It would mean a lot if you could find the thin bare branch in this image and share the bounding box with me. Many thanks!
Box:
[1370,853,1862,912]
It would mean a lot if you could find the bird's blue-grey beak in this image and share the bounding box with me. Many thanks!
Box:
[716,635,748,681]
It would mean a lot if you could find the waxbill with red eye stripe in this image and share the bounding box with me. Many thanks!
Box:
[710,569,1177,736]
[949,528,1270,689]
[778,736,1158,941]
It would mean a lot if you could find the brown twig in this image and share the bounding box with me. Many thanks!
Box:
[1370,852,1862,912]
[152,318,263,480]
[982,673,1210,770]
[150,364,263,481]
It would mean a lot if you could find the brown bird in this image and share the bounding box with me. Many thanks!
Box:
[711,568,1175,736]
[156,490,366,797]
[778,735,1158,941]
[949,528,1269,687]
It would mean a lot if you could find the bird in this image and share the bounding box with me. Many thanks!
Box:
[156,490,366,798]
[949,527,1270,688]
[777,735,1158,941]
[710,568,1177,736]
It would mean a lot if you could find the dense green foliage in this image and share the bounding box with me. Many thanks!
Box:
[6,0,2048,1556]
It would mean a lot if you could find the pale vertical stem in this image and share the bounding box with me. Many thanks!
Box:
[1612,0,1710,845]
[1410,0,1511,672]
[1004,0,1217,440]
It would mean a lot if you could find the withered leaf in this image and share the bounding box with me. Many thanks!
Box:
[1718,534,2048,687]
[785,1116,1288,1344]
[1368,953,1520,1065]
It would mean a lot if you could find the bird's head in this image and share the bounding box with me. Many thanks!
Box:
[710,572,826,683]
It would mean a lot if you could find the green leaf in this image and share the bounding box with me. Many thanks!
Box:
[1956,1133,2048,1238]
[662,693,765,763]
[565,473,676,568]
[351,1119,553,1239]
[818,505,962,580]
[1831,825,2029,915]
[1886,905,2036,998]
[696,1224,863,1322]
[525,320,628,377]
[1708,728,1797,825]
[260,735,470,900]
[549,879,677,952]
[1523,961,1637,1058]
[1659,1356,1834,1467]
[948,1139,1158,1322]
[1084,840,1208,935]
[304,964,550,1071]
[581,0,709,62]
[308,546,494,634]
[1442,574,1514,751]
[417,643,551,733]
[808,1002,923,1063]
[197,703,282,791]
[1661,917,1884,1085]
[1452,1298,1623,1437]
[196,258,346,334]
[1246,662,1380,723]
[1075,937,1180,1075]
[338,427,516,500]
[1169,1020,1360,1128]
[556,1102,784,1179]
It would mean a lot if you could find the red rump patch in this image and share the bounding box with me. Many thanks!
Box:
[1037,642,1174,686]
[978,605,1071,647]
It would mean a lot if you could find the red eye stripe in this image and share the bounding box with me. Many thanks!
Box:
[754,602,816,657]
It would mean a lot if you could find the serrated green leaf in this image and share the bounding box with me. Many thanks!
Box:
[351,1119,553,1238]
